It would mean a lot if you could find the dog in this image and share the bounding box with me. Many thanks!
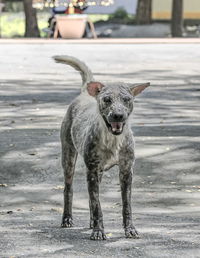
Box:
[54,55,150,240]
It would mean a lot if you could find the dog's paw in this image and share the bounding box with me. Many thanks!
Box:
[61,217,73,228]
[90,229,107,240]
[125,226,139,239]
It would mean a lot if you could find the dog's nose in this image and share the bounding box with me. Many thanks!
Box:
[112,113,124,121]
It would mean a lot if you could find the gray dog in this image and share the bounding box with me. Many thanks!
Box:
[54,55,150,240]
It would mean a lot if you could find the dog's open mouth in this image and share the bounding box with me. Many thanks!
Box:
[110,122,123,134]
[103,116,125,135]
[106,121,125,135]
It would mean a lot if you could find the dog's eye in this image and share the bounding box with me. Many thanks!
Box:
[123,97,131,103]
[103,96,112,103]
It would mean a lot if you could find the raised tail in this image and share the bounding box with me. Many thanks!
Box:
[53,55,94,91]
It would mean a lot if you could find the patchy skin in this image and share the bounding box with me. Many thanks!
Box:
[54,55,150,240]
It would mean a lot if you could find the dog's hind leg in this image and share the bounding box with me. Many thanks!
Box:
[61,142,77,228]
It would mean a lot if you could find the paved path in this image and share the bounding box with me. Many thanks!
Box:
[0,43,200,257]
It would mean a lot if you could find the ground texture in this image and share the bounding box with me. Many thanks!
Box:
[0,43,200,257]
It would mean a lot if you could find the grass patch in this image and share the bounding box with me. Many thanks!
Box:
[1,13,25,38]
[88,14,109,23]
[0,12,49,38]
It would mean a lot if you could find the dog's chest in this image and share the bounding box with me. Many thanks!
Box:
[98,132,124,171]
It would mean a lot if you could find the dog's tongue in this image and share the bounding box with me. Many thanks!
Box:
[110,122,123,133]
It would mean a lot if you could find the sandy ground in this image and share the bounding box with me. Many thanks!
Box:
[0,43,200,257]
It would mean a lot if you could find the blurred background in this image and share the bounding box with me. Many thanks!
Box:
[0,0,200,39]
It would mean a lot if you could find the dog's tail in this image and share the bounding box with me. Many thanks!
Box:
[53,55,94,91]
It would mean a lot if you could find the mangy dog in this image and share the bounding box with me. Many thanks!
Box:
[54,55,150,240]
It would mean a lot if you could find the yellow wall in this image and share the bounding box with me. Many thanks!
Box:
[152,0,200,19]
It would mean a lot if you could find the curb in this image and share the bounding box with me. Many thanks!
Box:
[0,38,200,44]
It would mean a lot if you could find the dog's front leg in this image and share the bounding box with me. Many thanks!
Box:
[61,144,77,228]
[119,169,138,238]
[87,170,106,240]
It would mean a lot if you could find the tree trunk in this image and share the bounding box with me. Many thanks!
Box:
[23,0,40,37]
[171,0,183,37]
[136,0,152,25]
[0,2,4,38]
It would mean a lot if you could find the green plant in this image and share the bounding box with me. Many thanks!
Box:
[109,7,129,20]
[108,7,135,25]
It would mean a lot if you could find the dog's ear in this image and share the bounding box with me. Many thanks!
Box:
[87,81,105,97]
[130,83,150,96]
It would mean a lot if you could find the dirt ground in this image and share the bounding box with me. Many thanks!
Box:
[0,42,200,258]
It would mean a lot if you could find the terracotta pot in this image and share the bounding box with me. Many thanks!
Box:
[55,15,87,39]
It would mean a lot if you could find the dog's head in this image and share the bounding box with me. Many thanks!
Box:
[87,82,150,135]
